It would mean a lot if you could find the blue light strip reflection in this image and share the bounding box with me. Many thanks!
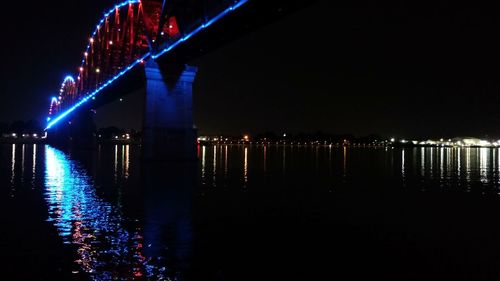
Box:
[151,0,249,59]
[44,146,146,278]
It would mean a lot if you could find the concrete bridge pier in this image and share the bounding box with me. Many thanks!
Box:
[143,61,198,162]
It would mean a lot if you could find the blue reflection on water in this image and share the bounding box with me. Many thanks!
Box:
[44,146,147,279]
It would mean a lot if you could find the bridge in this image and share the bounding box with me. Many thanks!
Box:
[44,0,310,161]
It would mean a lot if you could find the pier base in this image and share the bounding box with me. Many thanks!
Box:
[143,61,198,162]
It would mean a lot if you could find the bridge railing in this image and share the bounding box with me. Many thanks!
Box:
[156,0,246,54]
[184,0,239,29]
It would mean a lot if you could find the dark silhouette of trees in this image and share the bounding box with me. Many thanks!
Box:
[0,120,43,136]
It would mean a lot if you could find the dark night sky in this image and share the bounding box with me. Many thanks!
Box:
[1,0,500,138]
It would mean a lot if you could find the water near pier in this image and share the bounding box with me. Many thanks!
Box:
[2,144,500,280]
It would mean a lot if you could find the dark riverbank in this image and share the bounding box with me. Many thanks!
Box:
[0,138,46,144]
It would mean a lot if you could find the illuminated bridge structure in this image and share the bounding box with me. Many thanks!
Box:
[45,0,309,160]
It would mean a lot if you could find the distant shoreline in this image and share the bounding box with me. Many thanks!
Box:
[0,138,139,145]
[2,138,498,149]
[0,138,46,144]
[197,141,500,148]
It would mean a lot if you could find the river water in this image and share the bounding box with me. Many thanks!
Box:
[2,144,500,280]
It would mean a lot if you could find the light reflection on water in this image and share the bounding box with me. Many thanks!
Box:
[243,146,248,188]
[42,145,194,280]
[114,144,118,184]
[32,144,37,187]
[5,144,500,279]
[10,144,16,197]
[44,146,146,279]
[124,145,130,180]
[224,145,228,182]
[401,149,405,186]
[201,145,206,186]
[197,145,500,195]
[21,144,25,185]
[213,146,217,187]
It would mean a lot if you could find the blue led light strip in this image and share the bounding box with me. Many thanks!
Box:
[46,54,150,130]
[151,0,249,59]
